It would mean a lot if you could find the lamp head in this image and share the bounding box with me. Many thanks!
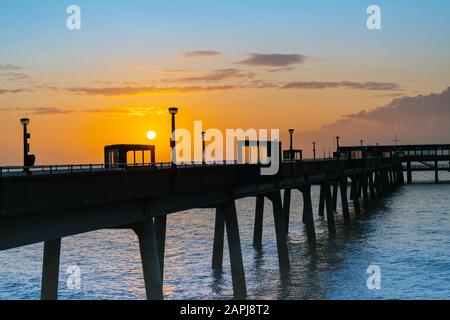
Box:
[289,129,294,134]
[168,107,179,116]
[20,118,30,126]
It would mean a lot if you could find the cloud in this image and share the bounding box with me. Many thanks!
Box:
[182,50,222,58]
[266,67,295,73]
[237,53,308,67]
[0,106,165,117]
[298,87,450,155]
[151,69,193,75]
[65,85,240,96]
[0,88,32,94]
[0,64,22,71]
[115,64,193,75]
[0,72,31,81]
[281,81,401,91]
[162,68,254,83]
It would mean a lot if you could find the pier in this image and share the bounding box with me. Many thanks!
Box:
[0,153,409,300]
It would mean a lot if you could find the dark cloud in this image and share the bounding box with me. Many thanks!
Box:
[182,51,222,58]
[162,68,254,83]
[298,87,450,155]
[344,87,450,123]
[281,81,401,91]
[237,53,307,67]
[0,64,22,70]
[0,88,32,94]
[266,67,295,73]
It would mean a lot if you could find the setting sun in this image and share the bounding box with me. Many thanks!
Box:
[146,130,157,140]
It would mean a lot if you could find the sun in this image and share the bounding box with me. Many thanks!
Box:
[146,130,157,140]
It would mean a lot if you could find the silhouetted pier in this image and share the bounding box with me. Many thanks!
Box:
[0,151,412,300]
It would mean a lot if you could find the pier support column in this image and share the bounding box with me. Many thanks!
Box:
[266,192,290,274]
[407,161,412,184]
[388,168,395,189]
[332,180,339,211]
[133,220,163,300]
[362,173,369,209]
[374,171,383,198]
[41,238,62,300]
[253,195,265,247]
[351,177,361,215]
[368,172,376,199]
[399,165,405,185]
[385,169,392,192]
[219,201,247,298]
[318,184,325,216]
[299,185,316,242]
[212,209,225,271]
[339,177,350,221]
[350,177,356,201]
[435,161,439,184]
[322,181,336,236]
[154,215,167,280]
[283,189,292,232]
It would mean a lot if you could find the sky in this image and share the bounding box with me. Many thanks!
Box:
[1,0,450,165]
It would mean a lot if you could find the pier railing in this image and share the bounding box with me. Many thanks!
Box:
[0,159,341,177]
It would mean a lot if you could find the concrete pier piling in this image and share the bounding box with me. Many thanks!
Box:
[362,173,369,209]
[154,215,167,280]
[41,238,62,300]
[318,184,325,216]
[266,192,290,274]
[133,220,163,300]
[299,185,316,242]
[368,172,376,199]
[211,201,247,297]
[332,180,339,211]
[283,189,292,232]
[322,181,336,235]
[253,195,265,247]
[212,209,225,271]
[407,161,412,184]
[339,177,350,221]
[219,201,247,298]
[435,161,439,183]
[351,176,361,215]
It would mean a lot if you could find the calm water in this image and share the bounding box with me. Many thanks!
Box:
[1,172,450,300]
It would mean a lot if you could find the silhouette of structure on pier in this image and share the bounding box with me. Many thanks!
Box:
[338,144,450,184]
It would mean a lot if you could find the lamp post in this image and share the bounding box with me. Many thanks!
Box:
[168,107,178,167]
[336,136,340,160]
[313,142,316,160]
[202,131,206,165]
[289,129,294,161]
[20,118,30,167]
